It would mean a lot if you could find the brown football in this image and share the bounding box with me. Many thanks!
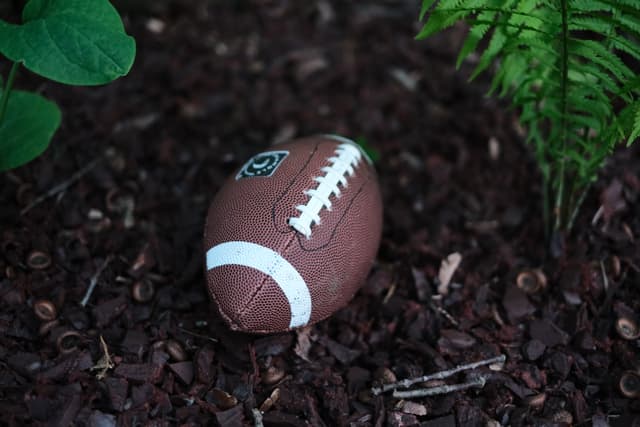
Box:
[204,135,383,333]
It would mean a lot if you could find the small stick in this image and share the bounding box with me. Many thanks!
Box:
[21,157,101,215]
[430,302,460,327]
[392,373,488,399]
[599,260,609,292]
[90,335,115,380]
[178,327,218,343]
[80,255,113,307]
[372,354,505,395]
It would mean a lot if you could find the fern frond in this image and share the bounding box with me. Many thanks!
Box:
[419,0,640,234]
[569,16,615,33]
[570,39,632,81]
[626,102,640,145]
[600,0,640,13]
[568,62,619,94]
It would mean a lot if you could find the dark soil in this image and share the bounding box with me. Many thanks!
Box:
[2,1,640,426]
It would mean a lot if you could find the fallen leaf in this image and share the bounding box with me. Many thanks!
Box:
[294,326,312,362]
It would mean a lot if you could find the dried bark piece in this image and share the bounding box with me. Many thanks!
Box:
[545,352,572,378]
[502,286,536,324]
[93,295,128,328]
[120,329,149,356]
[254,334,293,357]
[261,411,307,427]
[259,388,280,413]
[39,351,93,382]
[294,327,312,362]
[347,366,370,394]
[321,337,361,365]
[432,413,464,427]
[194,346,216,385]
[529,319,569,347]
[114,363,163,384]
[214,404,244,427]
[438,329,476,350]
[165,339,187,362]
[105,377,128,412]
[51,385,83,427]
[208,388,238,410]
[262,365,286,386]
[7,352,41,378]
[522,340,546,361]
[169,361,194,385]
[518,364,546,389]
[401,401,427,416]
[130,383,154,408]
[387,411,419,427]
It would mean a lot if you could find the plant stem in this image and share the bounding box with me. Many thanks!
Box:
[0,61,20,125]
[542,175,549,241]
[566,181,590,232]
[554,0,570,232]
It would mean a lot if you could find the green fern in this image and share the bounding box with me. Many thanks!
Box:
[418,0,640,244]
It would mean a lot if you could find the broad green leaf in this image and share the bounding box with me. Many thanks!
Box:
[0,0,136,85]
[0,90,61,171]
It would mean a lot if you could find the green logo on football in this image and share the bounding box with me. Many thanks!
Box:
[236,150,289,180]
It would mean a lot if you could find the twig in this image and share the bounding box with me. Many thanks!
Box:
[392,373,488,399]
[178,327,218,343]
[430,301,459,327]
[382,281,397,304]
[372,354,505,395]
[90,335,115,380]
[80,255,113,307]
[599,260,609,292]
[21,157,102,215]
[591,205,604,226]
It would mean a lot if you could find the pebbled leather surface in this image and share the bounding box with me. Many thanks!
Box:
[204,135,383,333]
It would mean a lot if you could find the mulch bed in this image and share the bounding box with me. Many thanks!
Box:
[1,1,639,426]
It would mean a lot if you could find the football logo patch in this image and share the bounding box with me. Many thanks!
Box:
[236,150,289,180]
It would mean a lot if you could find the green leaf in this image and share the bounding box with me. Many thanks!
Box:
[420,0,439,20]
[354,136,380,163]
[627,103,640,146]
[0,90,61,171]
[0,0,136,85]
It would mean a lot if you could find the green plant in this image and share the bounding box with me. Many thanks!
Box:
[0,0,136,171]
[417,0,640,246]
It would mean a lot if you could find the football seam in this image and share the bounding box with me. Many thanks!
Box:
[298,176,369,251]
[271,142,321,233]
[288,143,363,238]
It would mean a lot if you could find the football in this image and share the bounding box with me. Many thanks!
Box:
[204,135,383,333]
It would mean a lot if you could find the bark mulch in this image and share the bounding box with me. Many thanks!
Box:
[1,1,639,426]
